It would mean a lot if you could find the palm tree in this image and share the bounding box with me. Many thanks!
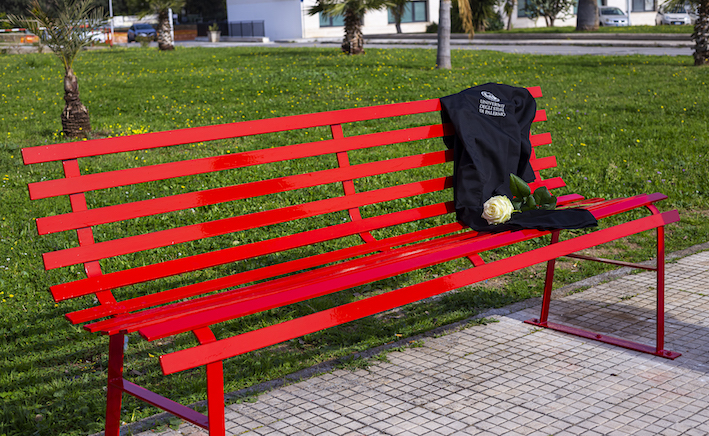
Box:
[665,0,708,66]
[145,0,185,50]
[575,0,599,31]
[436,0,474,69]
[694,0,709,65]
[503,0,516,30]
[308,0,394,55]
[9,0,106,138]
[389,0,408,33]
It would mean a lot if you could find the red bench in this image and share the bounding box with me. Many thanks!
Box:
[22,86,680,436]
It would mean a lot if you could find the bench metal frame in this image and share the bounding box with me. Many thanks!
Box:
[23,87,680,436]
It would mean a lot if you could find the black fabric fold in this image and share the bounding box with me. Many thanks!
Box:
[441,83,598,232]
[474,208,598,233]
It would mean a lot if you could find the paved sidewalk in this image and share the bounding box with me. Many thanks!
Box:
[137,250,709,436]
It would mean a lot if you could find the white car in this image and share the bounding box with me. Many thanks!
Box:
[84,29,109,43]
[655,4,694,25]
[598,7,630,26]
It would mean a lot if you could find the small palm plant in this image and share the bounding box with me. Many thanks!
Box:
[9,0,106,138]
[308,0,394,55]
[145,0,186,51]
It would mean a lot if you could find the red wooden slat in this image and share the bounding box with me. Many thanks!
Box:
[86,226,479,334]
[73,222,466,326]
[28,124,454,200]
[533,109,547,123]
[158,210,679,375]
[530,156,557,172]
[530,132,552,147]
[584,193,668,219]
[142,228,548,342]
[43,176,453,270]
[54,202,458,303]
[22,99,446,165]
[529,177,565,192]
[527,86,542,98]
[23,86,541,165]
[130,193,663,341]
[63,192,665,319]
[37,150,453,235]
[97,192,669,336]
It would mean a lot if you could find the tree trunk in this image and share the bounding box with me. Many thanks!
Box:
[693,1,709,66]
[436,0,452,69]
[157,9,175,51]
[61,67,91,138]
[342,9,364,54]
[506,0,515,30]
[396,22,402,33]
[576,0,599,31]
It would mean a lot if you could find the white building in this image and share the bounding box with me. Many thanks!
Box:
[226,0,437,41]
[226,0,664,42]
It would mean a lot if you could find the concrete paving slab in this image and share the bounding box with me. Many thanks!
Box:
[135,250,709,436]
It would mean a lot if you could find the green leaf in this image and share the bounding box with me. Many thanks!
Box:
[533,187,557,209]
[510,173,531,198]
[521,195,537,211]
[533,186,552,204]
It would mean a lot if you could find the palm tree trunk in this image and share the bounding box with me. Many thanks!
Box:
[693,1,709,66]
[61,67,91,138]
[576,0,598,31]
[341,9,364,54]
[436,0,452,69]
[157,9,174,51]
[505,0,515,30]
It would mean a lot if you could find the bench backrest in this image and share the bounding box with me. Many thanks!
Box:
[23,86,560,326]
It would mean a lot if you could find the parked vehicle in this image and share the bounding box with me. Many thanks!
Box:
[85,28,108,43]
[598,7,630,26]
[655,4,694,25]
[127,23,157,42]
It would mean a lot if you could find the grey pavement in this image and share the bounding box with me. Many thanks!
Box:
[133,246,709,436]
[170,33,694,56]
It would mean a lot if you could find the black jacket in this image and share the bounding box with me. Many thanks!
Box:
[441,84,597,232]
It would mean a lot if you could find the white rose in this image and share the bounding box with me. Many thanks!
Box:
[482,195,514,225]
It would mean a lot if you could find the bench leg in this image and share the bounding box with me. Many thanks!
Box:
[105,333,125,436]
[655,212,668,355]
[206,361,225,436]
[525,210,681,359]
[538,230,560,325]
[193,327,226,435]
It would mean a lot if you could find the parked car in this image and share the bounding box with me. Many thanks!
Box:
[655,4,693,25]
[598,7,630,26]
[127,23,157,42]
[85,28,109,43]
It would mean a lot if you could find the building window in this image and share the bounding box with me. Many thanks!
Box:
[320,13,345,27]
[388,1,428,23]
[517,0,533,17]
[632,0,655,11]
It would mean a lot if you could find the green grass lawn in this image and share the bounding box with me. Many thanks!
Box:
[1,46,708,436]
